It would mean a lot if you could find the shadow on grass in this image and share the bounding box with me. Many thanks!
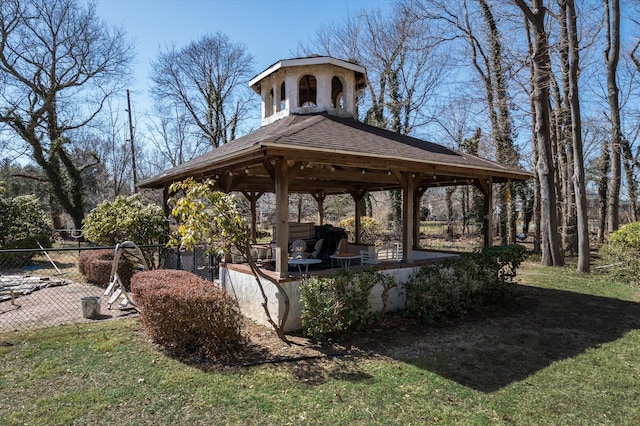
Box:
[355,284,640,392]
[137,282,640,392]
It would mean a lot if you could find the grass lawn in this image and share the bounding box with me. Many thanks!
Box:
[2,260,640,425]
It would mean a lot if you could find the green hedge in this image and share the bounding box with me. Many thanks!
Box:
[300,268,396,341]
[405,244,527,323]
[602,221,640,286]
[0,194,53,267]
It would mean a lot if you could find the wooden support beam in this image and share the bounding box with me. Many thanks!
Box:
[401,172,415,262]
[475,178,494,247]
[241,190,264,243]
[391,169,406,190]
[311,192,326,225]
[162,186,170,218]
[413,183,428,250]
[263,160,275,180]
[286,160,305,181]
[274,159,289,277]
[349,189,367,245]
[216,173,235,193]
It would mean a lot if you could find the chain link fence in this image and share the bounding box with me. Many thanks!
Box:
[0,244,218,334]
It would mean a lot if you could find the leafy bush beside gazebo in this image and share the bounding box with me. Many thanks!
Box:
[82,194,168,246]
[79,194,169,285]
[0,194,53,266]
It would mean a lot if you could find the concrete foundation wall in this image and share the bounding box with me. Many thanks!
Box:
[220,265,423,332]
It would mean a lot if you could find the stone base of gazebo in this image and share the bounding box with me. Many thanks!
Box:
[219,250,458,332]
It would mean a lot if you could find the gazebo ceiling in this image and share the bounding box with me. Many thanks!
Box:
[138,113,532,195]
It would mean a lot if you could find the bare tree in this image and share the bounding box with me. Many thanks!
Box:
[513,0,564,266]
[604,0,622,233]
[597,138,610,242]
[144,103,209,172]
[0,0,132,228]
[564,0,590,272]
[411,0,521,244]
[553,1,576,254]
[302,4,446,234]
[150,33,255,149]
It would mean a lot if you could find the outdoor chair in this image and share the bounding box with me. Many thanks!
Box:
[377,242,403,261]
[361,242,403,265]
[360,250,381,265]
[309,239,324,259]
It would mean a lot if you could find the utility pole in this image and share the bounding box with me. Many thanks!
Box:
[126,89,138,192]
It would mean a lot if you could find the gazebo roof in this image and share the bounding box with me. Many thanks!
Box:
[138,113,531,194]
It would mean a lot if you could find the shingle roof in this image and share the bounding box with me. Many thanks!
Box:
[138,113,531,190]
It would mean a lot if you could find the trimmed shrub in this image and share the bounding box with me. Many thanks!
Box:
[78,249,134,289]
[405,244,527,323]
[131,270,245,359]
[300,268,396,341]
[602,221,640,286]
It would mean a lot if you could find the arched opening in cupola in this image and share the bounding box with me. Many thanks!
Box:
[266,88,274,116]
[331,76,345,109]
[279,81,286,111]
[299,74,317,107]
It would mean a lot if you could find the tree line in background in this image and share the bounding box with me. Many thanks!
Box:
[1,0,640,273]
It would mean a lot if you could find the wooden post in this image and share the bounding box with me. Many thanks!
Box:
[349,189,366,245]
[311,192,326,226]
[242,190,264,243]
[476,178,494,247]
[402,173,415,262]
[274,159,289,277]
[162,186,170,217]
[413,185,428,250]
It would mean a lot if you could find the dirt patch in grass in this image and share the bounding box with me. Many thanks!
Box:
[220,282,640,392]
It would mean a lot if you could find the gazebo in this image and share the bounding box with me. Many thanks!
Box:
[139,56,531,279]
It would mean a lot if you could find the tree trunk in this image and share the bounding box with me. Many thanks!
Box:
[515,0,563,265]
[524,13,541,254]
[566,0,590,272]
[604,0,622,233]
[550,77,571,252]
[467,0,520,245]
[622,141,639,222]
[597,141,610,243]
[478,0,519,243]
[445,186,455,239]
[461,185,469,235]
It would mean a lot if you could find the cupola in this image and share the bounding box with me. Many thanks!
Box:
[249,56,366,126]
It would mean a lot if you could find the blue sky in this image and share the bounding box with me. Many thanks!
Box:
[93,0,392,119]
